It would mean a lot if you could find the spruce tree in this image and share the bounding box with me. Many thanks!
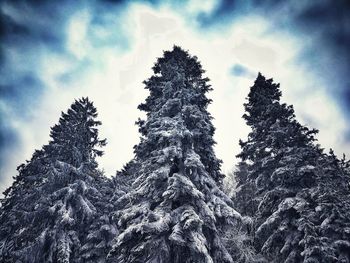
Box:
[235,74,350,262]
[112,160,140,199]
[235,73,320,261]
[80,176,117,263]
[235,73,318,216]
[0,149,47,262]
[44,97,106,168]
[297,150,350,262]
[231,161,258,217]
[80,161,141,262]
[108,46,242,263]
[0,98,108,262]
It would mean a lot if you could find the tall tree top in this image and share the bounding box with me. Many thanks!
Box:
[136,45,222,182]
[238,73,319,162]
[243,73,281,123]
[152,45,205,80]
[44,97,106,168]
[139,46,212,114]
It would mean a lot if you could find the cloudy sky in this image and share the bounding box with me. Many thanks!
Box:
[1,0,350,194]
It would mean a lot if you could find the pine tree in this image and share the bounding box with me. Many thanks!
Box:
[107,46,242,263]
[0,98,108,262]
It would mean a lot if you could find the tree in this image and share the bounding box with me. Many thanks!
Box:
[255,150,350,263]
[0,97,108,262]
[297,150,350,262]
[80,176,117,263]
[112,160,140,199]
[234,73,320,261]
[44,97,106,168]
[231,161,258,218]
[235,73,319,212]
[0,149,48,262]
[235,73,350,262]
[107,46,242,263]
[79,160,141,262]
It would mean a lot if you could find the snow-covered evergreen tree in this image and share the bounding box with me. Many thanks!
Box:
[231,161,258,218]
[256,150,350,263]
[0,149,47,262]
[44,97,106,168]
[80,160,142,262]
[80,176,117,263]
[112,160,140,199]
[297,150,350,262]
[0,98,109,262]
[107,46,242,263]
[234,73,316,261]
[235,73,350,262]
[235,73,318,218]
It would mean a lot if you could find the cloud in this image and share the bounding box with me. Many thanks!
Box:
[197,0,350,115]
[0,0,349,196]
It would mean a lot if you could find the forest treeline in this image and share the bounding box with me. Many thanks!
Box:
[0,46,349,263]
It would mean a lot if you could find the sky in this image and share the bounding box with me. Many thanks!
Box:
[1,0,350,195]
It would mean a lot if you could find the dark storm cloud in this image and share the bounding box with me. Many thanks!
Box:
[0,122,20,173]
[0,93,22,185]
[0,75,43,117]
[294,0,350,112]
[0,12,28,41]
[197,0,239,26]
[0,0,80,186]
[0,0,79,110]
[0,0,75,50]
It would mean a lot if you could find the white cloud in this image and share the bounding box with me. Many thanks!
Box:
[187,0,217,14]
[66,9,91,60]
